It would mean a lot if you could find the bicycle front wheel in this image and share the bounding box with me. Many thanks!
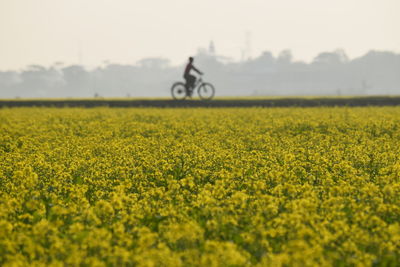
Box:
[171,82,188,100]
[198,82,215,100]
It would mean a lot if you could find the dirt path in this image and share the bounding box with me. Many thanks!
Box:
[1,96,400,108]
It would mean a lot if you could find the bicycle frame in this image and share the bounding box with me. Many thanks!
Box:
[187,76,203,93]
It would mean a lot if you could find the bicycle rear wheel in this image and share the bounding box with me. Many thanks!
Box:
[171,82,188,100]
[198,82,215,100]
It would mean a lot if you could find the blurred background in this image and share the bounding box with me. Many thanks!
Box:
[1,0,399,98]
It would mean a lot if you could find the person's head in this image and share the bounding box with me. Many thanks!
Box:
[189,57,194,63]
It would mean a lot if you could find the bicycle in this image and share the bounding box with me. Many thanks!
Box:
[171,75,215,100]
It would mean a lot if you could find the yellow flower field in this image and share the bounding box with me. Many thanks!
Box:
[0,107,400,266]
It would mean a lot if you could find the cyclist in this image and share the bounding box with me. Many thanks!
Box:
[184,57,203,92]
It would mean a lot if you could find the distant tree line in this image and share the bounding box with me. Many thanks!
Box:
[0,49,399,98]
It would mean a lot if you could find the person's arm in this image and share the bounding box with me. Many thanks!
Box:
[192,65,203,75]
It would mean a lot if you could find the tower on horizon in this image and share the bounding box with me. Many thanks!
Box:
[241,31,252,61]
[209,41,216,55]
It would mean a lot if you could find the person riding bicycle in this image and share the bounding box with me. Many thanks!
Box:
[171,58,214,100]
[184,57,203,91]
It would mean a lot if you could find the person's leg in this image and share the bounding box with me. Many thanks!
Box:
[189,75,196,89]
[185,77,189,90]
[184,76,190,89]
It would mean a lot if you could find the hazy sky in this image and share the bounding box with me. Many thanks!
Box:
[1,0,399,70]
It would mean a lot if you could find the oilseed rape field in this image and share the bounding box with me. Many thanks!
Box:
[1,107,400,266]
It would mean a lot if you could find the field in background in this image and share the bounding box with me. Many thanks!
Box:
[1,107,400,266]
[1,95,400,108]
